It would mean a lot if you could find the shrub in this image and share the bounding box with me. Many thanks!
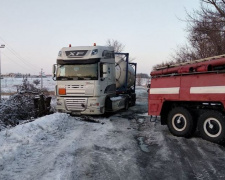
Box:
[0,77,52,130]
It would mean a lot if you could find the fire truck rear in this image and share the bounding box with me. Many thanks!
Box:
[149,54,225,144]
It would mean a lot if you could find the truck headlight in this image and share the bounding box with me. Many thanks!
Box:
[57,99,63,105]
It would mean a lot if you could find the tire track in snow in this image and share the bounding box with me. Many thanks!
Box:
[69,116,141,180]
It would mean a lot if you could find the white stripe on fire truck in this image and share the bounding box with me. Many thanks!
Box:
[190,86,225,94]
[149,87,180,94]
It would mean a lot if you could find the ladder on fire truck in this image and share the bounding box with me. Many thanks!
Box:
[156,54,225,70]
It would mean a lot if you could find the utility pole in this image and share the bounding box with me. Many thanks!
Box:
[0,44,5,101]
[41,68,43,90]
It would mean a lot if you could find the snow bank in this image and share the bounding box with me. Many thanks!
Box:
[0,113,139,180]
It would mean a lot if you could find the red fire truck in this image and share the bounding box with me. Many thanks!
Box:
[148,54,225,144]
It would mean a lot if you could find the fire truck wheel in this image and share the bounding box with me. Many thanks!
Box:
[167,107,194,137]
[198,111,225,144]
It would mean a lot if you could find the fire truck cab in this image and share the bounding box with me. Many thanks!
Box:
[149,54,225,144]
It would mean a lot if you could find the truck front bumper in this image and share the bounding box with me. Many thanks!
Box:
[56,96,105,115]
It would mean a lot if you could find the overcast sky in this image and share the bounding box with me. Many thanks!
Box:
[0,0,200,75]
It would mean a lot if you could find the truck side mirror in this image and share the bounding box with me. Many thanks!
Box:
[100,63,108,80]
[52,64,56,81]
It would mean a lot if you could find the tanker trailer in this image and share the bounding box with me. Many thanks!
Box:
[53,45,137,115]
[104,53,137,112]
[115,56,136,89]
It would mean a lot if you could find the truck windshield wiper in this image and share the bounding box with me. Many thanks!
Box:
[83,76,97,80]
[57,76,72,80]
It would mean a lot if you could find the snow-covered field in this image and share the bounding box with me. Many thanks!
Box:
[1,77,55,93]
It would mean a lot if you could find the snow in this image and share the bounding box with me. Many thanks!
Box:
[0,113,140,180]
[1,95,9,99]
[136,78,150,86]
[110,96,123,101]
[1,77,55,93]
[135,86,148,96]
[1,82,225,179]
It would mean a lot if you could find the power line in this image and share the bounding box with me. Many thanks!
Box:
[5,45,40,70]
[5,47,40,71]
[2,52,39,73]
[0,36,41,71]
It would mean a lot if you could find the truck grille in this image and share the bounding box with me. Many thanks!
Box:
[65,98,87,111]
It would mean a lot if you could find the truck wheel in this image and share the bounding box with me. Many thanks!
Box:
[198,111,225,144]
[131,99,136,107]
[167,107,195,137]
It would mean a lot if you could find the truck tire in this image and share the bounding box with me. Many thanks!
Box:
[131,99,136,107]
[198,110,225,144]
[130,93,136,107]
[167,107,195,137]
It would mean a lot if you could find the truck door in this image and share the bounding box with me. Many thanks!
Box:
[100,63,115,94]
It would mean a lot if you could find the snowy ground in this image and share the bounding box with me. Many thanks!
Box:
[0,113,140,180]
[1,86,225,179]
[128,87,225,179]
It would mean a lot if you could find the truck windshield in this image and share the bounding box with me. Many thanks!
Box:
[56,63,98,80]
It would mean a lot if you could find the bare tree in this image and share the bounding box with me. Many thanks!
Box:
[202,0,225,18]
[154,0,225,70]
[136,75,143,86]
[106,39,125,53]
[136,73,149,86]
[106,39,136,62]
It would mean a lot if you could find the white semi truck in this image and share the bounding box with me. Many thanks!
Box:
[53,44,137,115]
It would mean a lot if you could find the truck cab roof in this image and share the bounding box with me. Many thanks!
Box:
[57,45,114,60]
